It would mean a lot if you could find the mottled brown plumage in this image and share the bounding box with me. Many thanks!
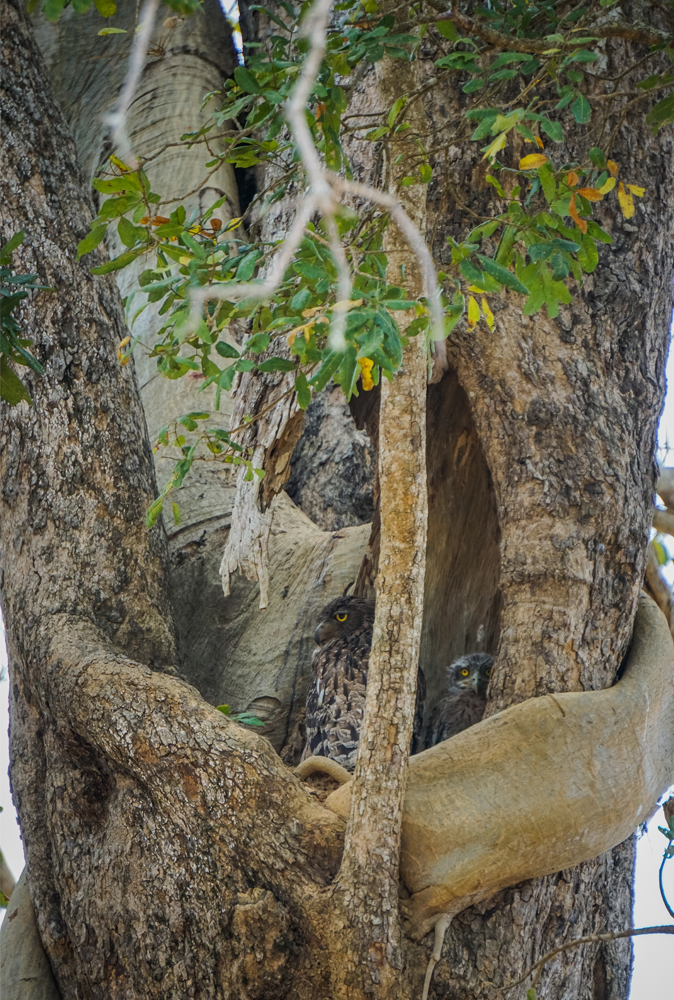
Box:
[426,653,493,748]
[302,596,425,770]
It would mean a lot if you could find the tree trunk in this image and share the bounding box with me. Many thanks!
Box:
[3,2,674,999]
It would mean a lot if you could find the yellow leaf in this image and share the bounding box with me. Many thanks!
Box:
[287,331,297,346]
[535,136,545,150]
[598,177,616,195]
[110,154,132,172]
[519,153,548,170]
[224,217,243,232]
[481,297,495,330]
[358,357,375,391]
[607,159,619,176]
[568,194,588,234]
[576,187,603,202]
[179,256,191,265]
[627,184,645,197]
[333,299,363,312]
[617,182,635,219]
[117,336,131,362]
[467,296,480,329]
[467,285,484,293]
[483,131,508,161]
[567,170,579,186]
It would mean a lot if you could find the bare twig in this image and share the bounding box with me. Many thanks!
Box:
[505,926,674,992]
[104,0,161,167]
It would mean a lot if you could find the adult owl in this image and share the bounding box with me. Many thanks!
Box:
[426,652,494,747]
[301,595,425,771]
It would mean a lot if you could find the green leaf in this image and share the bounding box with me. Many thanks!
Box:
[294,371,311,409]
[98,26,126,34]
[540,119,564,142]
[256,357,297,372]
[90,249,143,274]
[476,255,531,295]
[588,147,606,169]
[0,231,24,263]
[646,94,674,134]
[337,346,359,399]
[236,251,261,281]
[172,502,181,526]
[309,351,342,390]
[291,287,312,312]
[218,365,237,391]
[244,332,270,354]
[93,0,116,15]
[77,225,107,259]
[538,164,557,204]
[571,94,591,124]
[435,19,458,41]
[586,220,612,245]
[577,232,599,272]
[419,163,433,184]
[215,340,240,359]
[234,65,262,95]
[117,216,142,248]
[0,357,31,406]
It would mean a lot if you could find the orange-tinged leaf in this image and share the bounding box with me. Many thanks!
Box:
[567,171,579,186]
[598,177,616,195]
[467,296,481,329]
[519,153,548,170]
[607,159,619,176]
[139,216,151,225]
[577,187,603,202]
[211,218,223,230]
[481,297,495,330]
[152,216,171,225]
[535,136,545,149]
[617,182,635,219]
[568,194,588,234]
[627,184,645,197]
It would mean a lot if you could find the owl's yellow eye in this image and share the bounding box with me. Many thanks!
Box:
[336,613,348,622]
[486,668,492,677]
[461,668,469,676]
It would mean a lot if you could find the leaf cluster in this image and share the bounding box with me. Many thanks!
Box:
[0,233,50,407]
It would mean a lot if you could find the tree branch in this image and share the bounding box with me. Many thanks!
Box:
[505,925,674,991]
[409,3,670,51]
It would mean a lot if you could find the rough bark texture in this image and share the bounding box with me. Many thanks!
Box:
[416,12,674,994]
[30,0,372,730]
[4,1,674,998]
[0,9,344,999]
[285,383,375,532]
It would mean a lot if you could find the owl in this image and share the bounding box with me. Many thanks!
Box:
[426,652,494,748]
[301,595,425,771]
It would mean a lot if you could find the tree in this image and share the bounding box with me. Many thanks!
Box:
[1,0,674,998]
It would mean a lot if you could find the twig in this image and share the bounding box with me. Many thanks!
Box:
[505,926,674,991]
[104,0,161,167]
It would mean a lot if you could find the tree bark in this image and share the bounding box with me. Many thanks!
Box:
[4,2,674,999]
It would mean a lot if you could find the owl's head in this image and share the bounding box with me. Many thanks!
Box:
[314,596,375,645]
[447,653,494,697]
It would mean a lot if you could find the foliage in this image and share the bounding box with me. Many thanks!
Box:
[0,233,50,407]
[28,0,674,517]
[215,703,265,726]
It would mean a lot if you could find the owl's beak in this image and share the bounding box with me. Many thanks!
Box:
[470,675,480,693]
